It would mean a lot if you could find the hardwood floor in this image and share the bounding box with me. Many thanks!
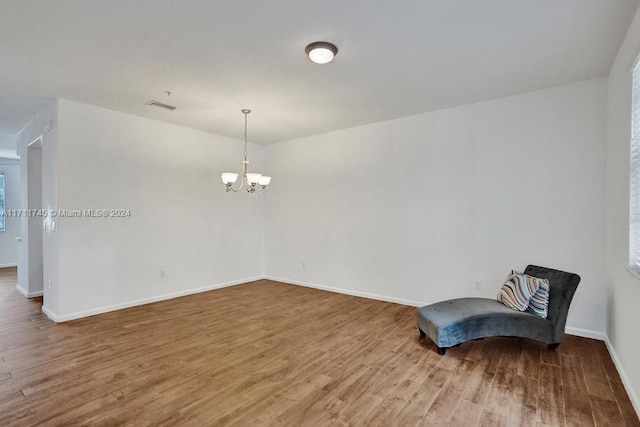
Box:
[0,267,638,426]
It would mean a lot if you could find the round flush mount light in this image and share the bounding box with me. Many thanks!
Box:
[305,41,338,64]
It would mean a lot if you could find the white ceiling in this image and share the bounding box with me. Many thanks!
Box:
[0,0,637,144]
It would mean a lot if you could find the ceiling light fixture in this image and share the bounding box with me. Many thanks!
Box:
[146,100,176,111]
[305,41,338,64]
[146,90,176,111]
[221,109,271,193]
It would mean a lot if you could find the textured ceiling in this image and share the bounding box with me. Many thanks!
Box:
[0,0,637,143]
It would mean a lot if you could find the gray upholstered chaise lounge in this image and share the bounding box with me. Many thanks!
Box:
[416,265,580,355]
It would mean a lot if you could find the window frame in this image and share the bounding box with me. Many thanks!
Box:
[0,173,5,232]
[629,55,640,278]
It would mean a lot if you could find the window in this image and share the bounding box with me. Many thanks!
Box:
[0,174,4,231]
[630,57,640,274]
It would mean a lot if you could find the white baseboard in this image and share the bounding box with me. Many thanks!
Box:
[564,326,606,341]
[15,284,42,298]
[46,276,266,323]
[42,305,58,322]
[15,284,27,297]
[0,263,17,268]
[17,286,42,298]
[604,336,640,418]
[265,277,611,340]
[265,275,429,307]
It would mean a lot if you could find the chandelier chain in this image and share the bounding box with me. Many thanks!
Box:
[243,111,248,159]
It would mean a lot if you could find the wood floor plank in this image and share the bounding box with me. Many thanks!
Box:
[518,339,542,380]
[451,399,483,426]
[478,410,507,426]
[564,385,596,427]
[461,338,505,406]
[538,362,565,426]
[540,346,561,366]
[484,338,523,418]
[610,380,640,427]
[0,269,637,426]
[397,366,450,425]
[585,376,616,402]
[580,340,610,380]
[509,375,538,426]
[590,395,625,427]
[596,342,623,383]
[426,377,463,421]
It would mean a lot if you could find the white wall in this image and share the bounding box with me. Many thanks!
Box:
[265,78,607,335]
[0,161,21,267]
[0,134,19,159]
[605,6,640,414]
[53,99,266,320]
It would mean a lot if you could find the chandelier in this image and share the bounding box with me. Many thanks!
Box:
[221,109,271,193]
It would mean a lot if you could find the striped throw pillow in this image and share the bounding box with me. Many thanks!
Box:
[526,279,550,318]
[511,270,551,318]
[497,271,544,312]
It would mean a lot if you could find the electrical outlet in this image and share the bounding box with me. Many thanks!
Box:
[474,281,482,290]
[48,279,52,289]
[160,269,165,278]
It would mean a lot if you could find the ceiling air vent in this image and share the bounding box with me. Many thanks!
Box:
[146,100,176,111]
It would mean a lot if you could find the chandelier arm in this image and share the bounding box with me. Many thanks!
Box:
[224,159,249,192]
[226,180,244,192]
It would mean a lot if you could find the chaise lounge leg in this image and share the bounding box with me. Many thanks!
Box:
[548,343,560,350]
[436,346,446,355]
[418,328,426,338]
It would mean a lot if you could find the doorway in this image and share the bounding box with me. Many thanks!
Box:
[17,136,44,300]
